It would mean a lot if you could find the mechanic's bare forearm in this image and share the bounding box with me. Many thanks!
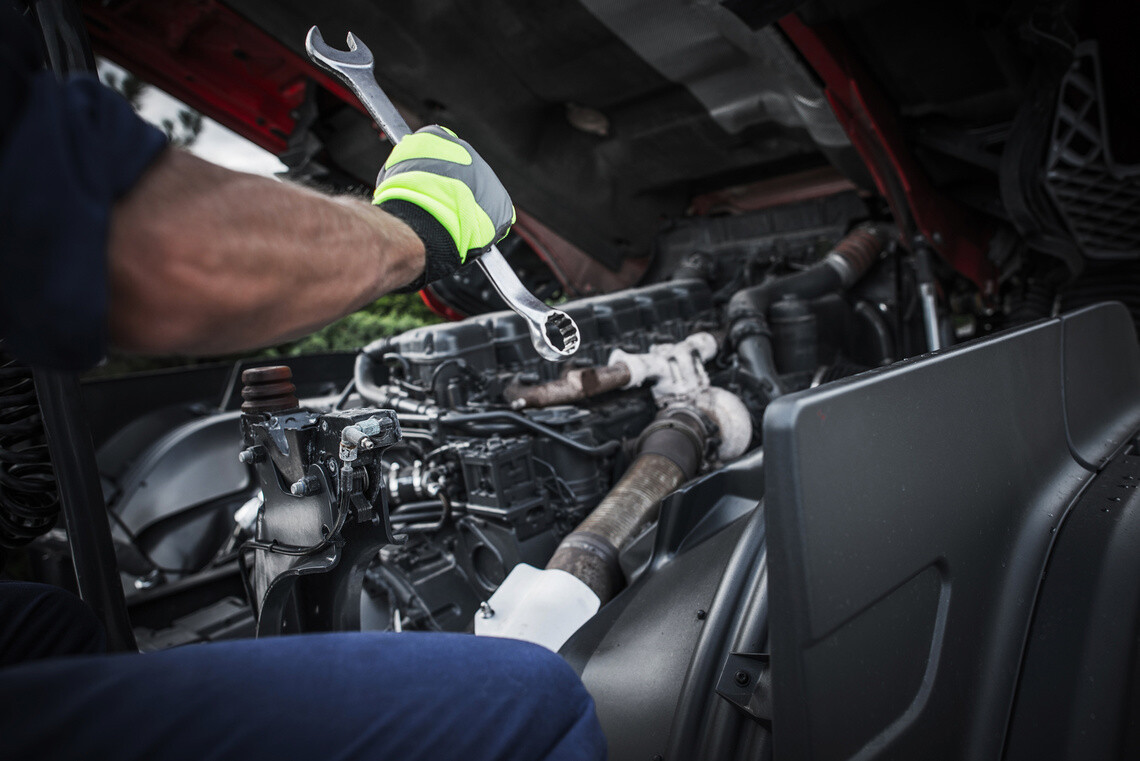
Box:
[107,149,425,356]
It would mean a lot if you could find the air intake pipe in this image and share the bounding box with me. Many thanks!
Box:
[727,226,887,398]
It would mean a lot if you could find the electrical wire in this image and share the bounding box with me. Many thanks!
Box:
[333,379,357,410]
[532,456,579,504]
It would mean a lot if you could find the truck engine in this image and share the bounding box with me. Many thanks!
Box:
[7,0,1140,758]
[70,194,926,649]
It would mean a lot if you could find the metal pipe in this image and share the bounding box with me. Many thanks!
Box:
[915,246,943,351]
[546,406,708,602]
[504,363,632,409]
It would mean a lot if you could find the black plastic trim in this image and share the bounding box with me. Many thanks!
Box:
[763,302,1140,760]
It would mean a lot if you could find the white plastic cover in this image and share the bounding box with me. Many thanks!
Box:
[474,563,601,651]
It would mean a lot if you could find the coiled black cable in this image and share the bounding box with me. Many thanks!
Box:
[0,344,60,548]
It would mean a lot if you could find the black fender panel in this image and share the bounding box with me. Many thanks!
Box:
[763,302,1140,760]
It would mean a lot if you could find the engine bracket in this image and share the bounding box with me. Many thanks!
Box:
[714,651,772,722]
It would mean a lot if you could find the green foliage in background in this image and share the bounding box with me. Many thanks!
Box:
[261,292,441,357]
[91,293,441,378]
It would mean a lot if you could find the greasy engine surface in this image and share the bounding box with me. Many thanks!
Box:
[87,196,919,647]
[355,281,716,630]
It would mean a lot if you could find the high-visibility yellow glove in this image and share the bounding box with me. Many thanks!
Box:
[374,126,515,291]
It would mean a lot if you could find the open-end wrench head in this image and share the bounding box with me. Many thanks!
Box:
[305,26,374,70]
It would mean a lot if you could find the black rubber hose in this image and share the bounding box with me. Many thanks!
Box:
[546,407,709,602]
[726,226,887,399]
[353,338,395,407]
[0,346,59,550]
[726,262,844,326]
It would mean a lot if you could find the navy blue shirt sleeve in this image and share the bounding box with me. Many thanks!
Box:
[1,6,167,370]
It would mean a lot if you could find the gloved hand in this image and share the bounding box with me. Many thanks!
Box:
[373,125,515,292]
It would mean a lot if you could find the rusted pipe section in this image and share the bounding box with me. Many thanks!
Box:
[546,406,708,602]
[504,363,632,409]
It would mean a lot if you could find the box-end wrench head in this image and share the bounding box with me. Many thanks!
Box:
[305,26,581,362]
[476,248,579,361]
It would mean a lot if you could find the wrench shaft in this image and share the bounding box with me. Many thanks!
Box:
[477,248,549,320]
[345,75,412,144]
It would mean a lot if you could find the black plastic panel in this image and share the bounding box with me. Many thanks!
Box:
[562,448,766,760]
[763,302,1140,761]
[1061,303,1140,469]
[1005,449,1140,761]
[112,413,249,537]
[573,521,744,761]
[82,352,355,448]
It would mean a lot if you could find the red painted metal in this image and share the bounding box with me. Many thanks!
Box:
[778,14,996,294]
[81,0,367,155]
[512,209,648,298]
[689,165,858,216]
[82,0,629,322]
[419,286,468,322]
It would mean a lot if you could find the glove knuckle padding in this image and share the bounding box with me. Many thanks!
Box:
[375,126,513,260]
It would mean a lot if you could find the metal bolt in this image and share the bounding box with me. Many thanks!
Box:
[238,446,265,465]
[360,437,374,450]
[290,475,322,497]
[734,670,750,687]
[696,609,707,620]
[133,569,162,591]
[479,601,495,619]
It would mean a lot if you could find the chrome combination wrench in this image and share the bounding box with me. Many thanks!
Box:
[305,27,580,362]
